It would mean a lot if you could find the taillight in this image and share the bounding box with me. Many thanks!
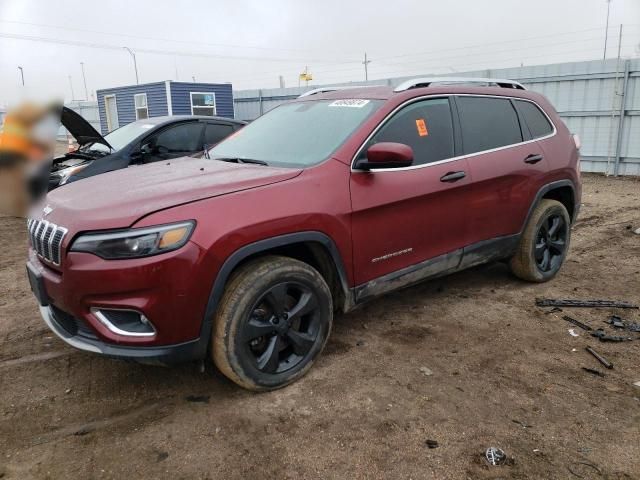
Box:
[572,134,581,151]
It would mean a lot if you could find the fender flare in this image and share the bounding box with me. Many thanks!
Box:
[519,179,578,233]
[194,231,351,357]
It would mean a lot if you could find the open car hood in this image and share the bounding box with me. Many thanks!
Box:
[61,106,112,149]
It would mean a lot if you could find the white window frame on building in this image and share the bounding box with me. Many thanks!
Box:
[134,93,149,120]
[190,92,217,116]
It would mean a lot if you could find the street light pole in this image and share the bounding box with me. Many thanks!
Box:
[603,0,612,60]
[80,62,88,100]
[68,75,75,101]
[17,66,24,86]
[123,47,139,84]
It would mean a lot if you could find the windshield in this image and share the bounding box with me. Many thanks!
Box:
[209,99,382,167]
[83,120,157,153]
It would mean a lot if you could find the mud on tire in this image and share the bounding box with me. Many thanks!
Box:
[212,255,333,391]
[510,199,571,282]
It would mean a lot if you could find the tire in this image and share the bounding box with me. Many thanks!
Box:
[510,199,571,282]
[212,255,333,391]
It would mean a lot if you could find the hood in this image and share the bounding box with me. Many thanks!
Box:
[61,107,111,149]
[44,157,302,232]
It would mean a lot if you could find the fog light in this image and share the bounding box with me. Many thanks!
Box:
[91,308,156,337]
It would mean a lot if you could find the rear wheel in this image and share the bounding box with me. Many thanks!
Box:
[212,256,333,391]
[510,199,571,282]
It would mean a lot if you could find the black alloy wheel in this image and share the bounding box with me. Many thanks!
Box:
[243,282,321,374]
[534,214,567,273]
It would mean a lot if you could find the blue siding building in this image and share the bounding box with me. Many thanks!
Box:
[96,81,234,134]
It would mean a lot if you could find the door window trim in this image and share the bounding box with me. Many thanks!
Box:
[350,94,557,173]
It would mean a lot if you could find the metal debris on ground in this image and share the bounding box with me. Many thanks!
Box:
[544,307,563,314]
[535,299,639,309]
[512,419,533,429]
[562,315,592,331]
[581,367,605,377]
[485,447,506,466]
[586,346,613,369]
[605,315,640,332]
[425,439,439,449]
[568,329,579,337]
[590,329,632,342]
[606,315,625,328]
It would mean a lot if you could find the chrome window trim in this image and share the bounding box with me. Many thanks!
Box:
[91,308,157,338]
[350,93,557,173]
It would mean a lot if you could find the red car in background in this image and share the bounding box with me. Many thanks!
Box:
[27,78,581,391]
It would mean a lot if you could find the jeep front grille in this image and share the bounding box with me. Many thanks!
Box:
[27,219,68,265]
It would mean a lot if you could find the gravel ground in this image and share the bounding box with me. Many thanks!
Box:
[0,173,639,479]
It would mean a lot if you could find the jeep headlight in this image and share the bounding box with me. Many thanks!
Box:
[70,221,195,259]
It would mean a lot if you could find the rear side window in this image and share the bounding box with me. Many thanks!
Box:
[204,123,234,147]
[514,100,553,138]
[361,98,454,166]
[456,96,522,154]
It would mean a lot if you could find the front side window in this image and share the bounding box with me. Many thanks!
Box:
[209,99,383,168]
[456,96,523,154]
[149,122,203,153]
[514,100,553,139]
[191,92,216,116]
[358,98,454,166]
[134,93,148,120]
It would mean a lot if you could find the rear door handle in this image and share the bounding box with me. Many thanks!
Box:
[440,171,466,182]
[524,153,543,164]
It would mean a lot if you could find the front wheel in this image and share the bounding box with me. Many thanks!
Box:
[510,199,571,282]
[212,256,333,391]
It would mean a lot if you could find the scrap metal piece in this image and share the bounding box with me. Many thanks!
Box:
[586,346,613,369]
[606,315,625,328]
[563,315,593,331]
[590,330,632,342]
[485,447,506,466]
[581,367,605,377]
[535,299,639,309]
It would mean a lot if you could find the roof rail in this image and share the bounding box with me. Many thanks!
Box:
[393,77,525,92]
[298,85,383,98]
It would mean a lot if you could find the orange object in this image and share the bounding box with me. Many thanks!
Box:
[415,118,428,137]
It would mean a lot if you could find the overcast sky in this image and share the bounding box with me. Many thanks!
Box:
[1,0,639,106]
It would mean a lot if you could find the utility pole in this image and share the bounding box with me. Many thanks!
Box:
[603,0,612,60]
[616,24,623,59]
[68,75,75,101]
[123,47,139,84]
[80,62,88,101]
[362,53,371,81]
[17,66,24,86]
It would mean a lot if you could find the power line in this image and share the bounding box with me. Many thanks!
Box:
[0,31,358,64]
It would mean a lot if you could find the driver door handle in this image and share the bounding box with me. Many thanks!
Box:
[524,153,544,164]
[440,171,466,182]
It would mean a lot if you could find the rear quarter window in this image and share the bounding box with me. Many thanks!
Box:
[456,96,523,154]
[514,100,554,139]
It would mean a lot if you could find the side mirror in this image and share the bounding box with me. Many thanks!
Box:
[356,142,414,170]
[140,143,153,155]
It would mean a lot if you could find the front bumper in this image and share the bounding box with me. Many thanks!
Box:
[39,304,203,365]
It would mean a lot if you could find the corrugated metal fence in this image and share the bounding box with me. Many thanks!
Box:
[234,59,640,176]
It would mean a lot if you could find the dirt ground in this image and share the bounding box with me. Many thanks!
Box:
[1,173,639,480]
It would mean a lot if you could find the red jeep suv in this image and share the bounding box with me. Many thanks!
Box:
[26,78,581,391]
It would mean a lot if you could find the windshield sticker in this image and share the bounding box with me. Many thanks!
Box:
[328,99,370,108]
[416,118,428,137]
